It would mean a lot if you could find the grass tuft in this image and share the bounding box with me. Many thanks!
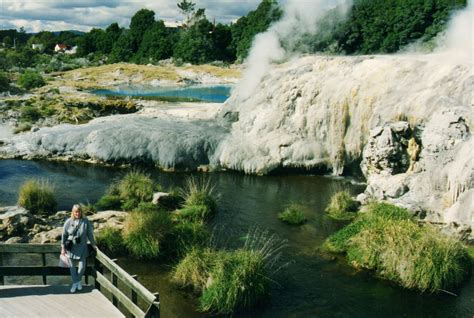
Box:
[278,203,307,225]
[323,202,471,292]
[123,209,173,260]
[96,227,126,256]
[325,190,359,220]
[17,179,57,215]
[116,170,154,203]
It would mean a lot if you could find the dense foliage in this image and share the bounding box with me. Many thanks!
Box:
[17,179,57,215]
[17,70,45,90]
[323,203,471,292]
[0,0,467,70]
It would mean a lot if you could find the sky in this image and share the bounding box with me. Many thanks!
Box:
[0,0,265,33]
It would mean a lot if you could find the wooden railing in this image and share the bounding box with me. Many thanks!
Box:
[0,243,160,318]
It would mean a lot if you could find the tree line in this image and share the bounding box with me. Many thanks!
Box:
[0,0,467,69]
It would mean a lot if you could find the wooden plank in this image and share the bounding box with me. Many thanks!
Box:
[96,250,156,303]
[0,285,124,318]
[96,271,145,318]
[0,266,94,276]
[41,253,47,285]
[0,243,61,253]
[145,301,160,318]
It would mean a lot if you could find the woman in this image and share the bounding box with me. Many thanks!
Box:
[61,204,97,293]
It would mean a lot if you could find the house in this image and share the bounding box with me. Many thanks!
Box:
[54,43,68,52]
[65,46,78,55]
[31,43,44,50]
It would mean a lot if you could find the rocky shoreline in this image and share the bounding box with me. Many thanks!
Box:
[0,55,472,238]
[0,205,127,244]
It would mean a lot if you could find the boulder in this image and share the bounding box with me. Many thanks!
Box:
[152,192,170,205]
[31,226,63,243]
[88,211,128,231]
[361,122,412,177]
[0,206,34,239]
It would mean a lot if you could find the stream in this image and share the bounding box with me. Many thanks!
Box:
[1,159,473,317]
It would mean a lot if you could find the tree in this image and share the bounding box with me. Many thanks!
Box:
[129,9,156,52]
[231,0,282,61]
[0,71,10,92]
[3,36,12,48]
[173,17,216,64]
[17,70,46,90]
[109,30,134,62]
[177,0,196,26]
[134,20,174,63]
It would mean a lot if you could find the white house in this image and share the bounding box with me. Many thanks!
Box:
[31,43,44,50]
[54,43,67,52]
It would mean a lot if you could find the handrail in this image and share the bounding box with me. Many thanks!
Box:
[0,243,160,318]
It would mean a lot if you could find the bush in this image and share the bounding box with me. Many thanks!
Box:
[278,203,307,225]
[17,70,46,90]
[123,209,173,259]
[116,170,154,203]
[323,202,471,292]
[176,204,213,223]
[173,229,285,314]
[96,227,126,256]
[17,179,57,215]
[0,71,10,92]
[95,195,122,211]
[180,176,217,216]
[169,221,210,257]
[325,191,359,220]
[199,249,269,314]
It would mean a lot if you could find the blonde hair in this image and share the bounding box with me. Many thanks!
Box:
[71,204,83,219]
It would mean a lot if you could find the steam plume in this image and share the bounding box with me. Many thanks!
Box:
[235,0,352,101]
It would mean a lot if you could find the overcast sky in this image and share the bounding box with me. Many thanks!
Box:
[0,0,265,33]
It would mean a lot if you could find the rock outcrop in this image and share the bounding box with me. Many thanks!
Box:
[0,206,128,243]
[0,54,472,235]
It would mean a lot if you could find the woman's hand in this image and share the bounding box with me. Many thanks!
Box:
[61,246,66,255]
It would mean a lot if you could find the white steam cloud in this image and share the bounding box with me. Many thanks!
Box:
[435,0,474,63]
[235,0,352,101]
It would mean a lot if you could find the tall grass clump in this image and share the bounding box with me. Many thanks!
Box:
[17,179,57,215]
[169,221,210,258]
[96,227,126,256]
[323,202,471,293]
[123,209,173,260]
[178,176,217,222]
[173,229,286,314]
[278,203,307,225]
[116,170,154,205]
[325,190,359,220]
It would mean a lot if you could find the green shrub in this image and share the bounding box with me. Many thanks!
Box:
[80,202,97,215]
[323,202,471,292]
[20,106,42,122]
[180,176,217,215]
[17,70,46,90]
[199,249,269,314]
[322,219,368,253]
[325,191,359,220]
[116,170,154,203]
[157,187,183,211]
[173,229,285,314]
[95,195,122,210]
[173,247,214,291]
[96,227,126,256]
[123,210,173,259]
[176,204,213,223]
[278,203,307,225]
[13,122,32,134]
[0,71,10,92]
[169,220,210,257]
[17,179,57,215]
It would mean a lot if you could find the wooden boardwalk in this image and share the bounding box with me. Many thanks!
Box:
[0,285,124,318]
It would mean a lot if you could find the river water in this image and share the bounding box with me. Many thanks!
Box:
[0,159,472,317]
[92,84,232,103]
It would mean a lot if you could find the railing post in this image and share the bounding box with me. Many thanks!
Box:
[0,252,4,285]
[112,272,118,307]
[131,275,138,306]
[41,253,47,285]
[95,262,102,291]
